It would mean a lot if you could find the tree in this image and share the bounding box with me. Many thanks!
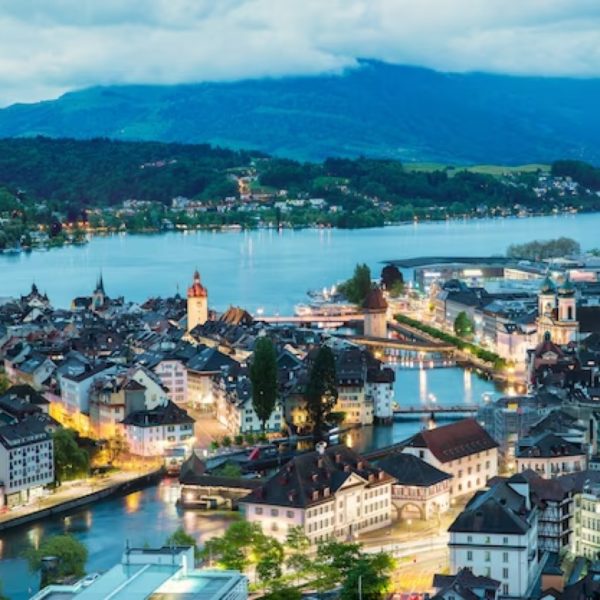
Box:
[339,263,372,304]
[263,586,302,600]
[380,264,403,291]
[506,237,581,260]
[165,528,199,559]
[105,431,129,463]
[250,337,278,431]
[389,280,405,298]
[24,534,88,585]
[0,373,9,394]
[201,521,265,572]
[52,428,90,484]
[340,552,396,600]
[285,526,311,584]
[454,311,474,338]
[255,536,285,585]
[305,345,338,434]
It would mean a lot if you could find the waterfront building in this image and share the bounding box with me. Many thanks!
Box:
[515,432,586,478]
[241,443,395,544]
[431,568,500,600]
[536,275,579,345]
[0,416,54,508]
[333,346,373,425]
[402,418,499,498]
[376,452,452,520]
[363,286,388,338]
[366,365,395,421]
[31,545,248,600]
[187,269,208,332]
[122,400,195,456]
[448,476,539,599]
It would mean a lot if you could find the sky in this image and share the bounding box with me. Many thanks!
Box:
[0,0,599,106]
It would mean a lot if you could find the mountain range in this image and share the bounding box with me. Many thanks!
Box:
[1,61,599,164]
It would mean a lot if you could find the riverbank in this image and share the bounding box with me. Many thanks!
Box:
[0,468,163,532]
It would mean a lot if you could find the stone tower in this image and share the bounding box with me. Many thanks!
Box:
[363,287,388,338]
[187,270,208,332]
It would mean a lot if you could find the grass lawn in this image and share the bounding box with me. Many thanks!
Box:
[405,162,550,176]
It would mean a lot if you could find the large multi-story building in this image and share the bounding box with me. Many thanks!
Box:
[536,275,579,345]
[448,476,539,599]
[241,444,395,544]
[402,418,499,498]
[0,416,54,508]
[515,432,586,478]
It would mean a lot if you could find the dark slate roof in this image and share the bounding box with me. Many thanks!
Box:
[187,346,238,373]
[433,568,500,598]
[376,452,451,487]
[405,418,498,463]
[516,432,585,459]
[578,306,600,335]
[122,400,194,428]
[241,444,395,509]
[0,415,51,449]
[179,452,207,482]
[449,481,533,535]
[1,384,48,405]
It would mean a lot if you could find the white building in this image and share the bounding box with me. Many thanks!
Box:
[448,476,539,599]
[366,367,395,421]
[0,416,54,508]
[402,418,499,498]
[58,363,117,416]
[122,401,195,456]
[515,432,586,479]
[572,480,600,559]
[154,357,188,405]
[31,545,247,600]
[241,444,395,544]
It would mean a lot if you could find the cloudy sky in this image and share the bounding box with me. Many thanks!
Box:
[1,0,599,106]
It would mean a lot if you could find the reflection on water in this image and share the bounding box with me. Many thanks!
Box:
[0,366,503,600]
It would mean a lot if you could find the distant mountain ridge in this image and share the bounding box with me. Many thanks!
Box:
[1,61,600,164]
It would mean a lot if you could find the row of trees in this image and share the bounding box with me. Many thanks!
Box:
[506,237,581,260]
[197,521,395,599]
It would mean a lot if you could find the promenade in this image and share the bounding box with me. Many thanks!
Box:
[0,467,162,531]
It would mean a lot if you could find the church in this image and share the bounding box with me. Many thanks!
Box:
[535,274,579,345]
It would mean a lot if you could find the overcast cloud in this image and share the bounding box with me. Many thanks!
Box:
[0,0,599,106]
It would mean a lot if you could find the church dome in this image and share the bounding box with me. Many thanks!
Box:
[539,275,556,294]
[557,276,575,296]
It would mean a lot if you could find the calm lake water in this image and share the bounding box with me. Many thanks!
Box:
[1,214,599,312]
[0,214,580,598]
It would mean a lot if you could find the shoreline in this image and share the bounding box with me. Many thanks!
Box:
[0,209,589,258]
[0,469,163,533]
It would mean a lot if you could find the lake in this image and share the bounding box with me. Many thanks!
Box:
[1,214,598,312]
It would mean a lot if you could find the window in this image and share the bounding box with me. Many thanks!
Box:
[255,507,263,515]
[503,552,509,563]
[485,551,491,562]
[502,584,509,595]
[286,510,294,518]
[467,551,473,561]
[271,508,279,517]
[503,567,509,578]
[503,537,508,544]
[467,535,472,543]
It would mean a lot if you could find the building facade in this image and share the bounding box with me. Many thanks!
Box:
[241,444,395,544]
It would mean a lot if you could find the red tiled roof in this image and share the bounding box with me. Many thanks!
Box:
[406,418,498,463]
[363,287,388,311]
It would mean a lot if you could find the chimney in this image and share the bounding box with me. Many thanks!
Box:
[312,490,319,500]
[311,473,318,482]
[316,441,327,456]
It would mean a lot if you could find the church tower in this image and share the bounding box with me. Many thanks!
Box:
[187,270,208,332]
[91,273,106,311]
[556,275,578,343]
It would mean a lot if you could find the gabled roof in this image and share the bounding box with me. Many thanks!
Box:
[122,400,194,428]
[517,432,585,459]
[241,444,395,509]
[433,568,500,600]
[449,481,532,535]
[377,452,451,487]
[404,418,498,463]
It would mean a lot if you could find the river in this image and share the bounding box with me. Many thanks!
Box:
[0,213,598,312]
[0,214,581,598]
[0,366,504,599]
